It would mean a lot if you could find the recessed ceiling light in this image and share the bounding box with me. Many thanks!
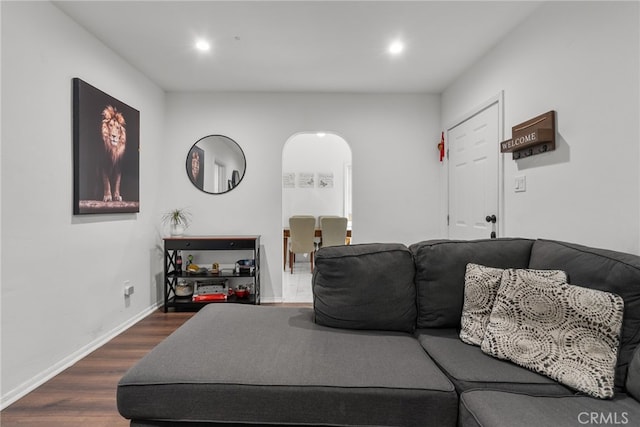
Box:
[195,39,211,52]
[388,40,405,55]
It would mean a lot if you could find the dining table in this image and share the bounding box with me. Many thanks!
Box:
[283,228,352,270]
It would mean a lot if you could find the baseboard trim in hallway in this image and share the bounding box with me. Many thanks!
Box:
[1,303,162,411]
[1,308,195,426]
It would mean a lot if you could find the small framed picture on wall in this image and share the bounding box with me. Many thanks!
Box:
[187,144,205,191]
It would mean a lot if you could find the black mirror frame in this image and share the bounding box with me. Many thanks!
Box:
[186,134,246,195]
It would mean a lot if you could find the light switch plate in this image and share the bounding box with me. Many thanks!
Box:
[515,175,526,192]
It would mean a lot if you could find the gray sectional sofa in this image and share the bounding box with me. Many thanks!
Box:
[117,238,640,426]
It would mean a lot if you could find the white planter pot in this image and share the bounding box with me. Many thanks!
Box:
[171,224,185,236]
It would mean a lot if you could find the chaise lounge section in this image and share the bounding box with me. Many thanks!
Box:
[117,238,640,426]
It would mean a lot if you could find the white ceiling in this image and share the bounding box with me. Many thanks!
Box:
[52,1,543,93]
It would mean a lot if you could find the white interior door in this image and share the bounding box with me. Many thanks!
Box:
[448,102,499,240]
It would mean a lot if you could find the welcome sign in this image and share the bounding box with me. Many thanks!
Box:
[500,110,556,159]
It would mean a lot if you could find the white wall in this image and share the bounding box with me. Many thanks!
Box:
[1,2,165,406]
[442,1,640,254]
[163,92,442,301]
[282,133,352,225]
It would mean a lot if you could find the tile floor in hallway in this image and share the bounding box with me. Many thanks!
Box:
[282,255,314,303]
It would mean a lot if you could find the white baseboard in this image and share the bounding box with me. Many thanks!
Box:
[0,302,161,410]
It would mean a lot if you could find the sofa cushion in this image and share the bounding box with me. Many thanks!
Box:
[529,239,640,390]
[118,305,457,427]
[416,328,571,395]
[459,390,640,427]
[627,345,640,401]
[482,270,623,399]
[460,263,505,346]
[410,238,534,328]
[312,243,416,332]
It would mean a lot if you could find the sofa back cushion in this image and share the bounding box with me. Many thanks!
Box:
[529,239,640,390]
[312,243,417,333]
[410,238,534,329]
[626,345,640,401]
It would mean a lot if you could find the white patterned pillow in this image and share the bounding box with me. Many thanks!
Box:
[460,265,566,346]
[482,269,624,399]
[460,263,504,346]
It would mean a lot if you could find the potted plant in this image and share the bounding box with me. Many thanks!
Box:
[162,208,192,236]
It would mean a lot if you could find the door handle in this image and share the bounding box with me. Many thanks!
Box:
[486,215,497,239]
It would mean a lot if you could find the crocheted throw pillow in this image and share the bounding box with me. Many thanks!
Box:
[482,269,623,399]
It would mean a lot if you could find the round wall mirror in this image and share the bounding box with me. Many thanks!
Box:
[186,135,246,194]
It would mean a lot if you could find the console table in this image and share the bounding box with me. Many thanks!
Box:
[163,235,260,312]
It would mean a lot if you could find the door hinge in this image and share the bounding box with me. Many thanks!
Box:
[447,214,450,226]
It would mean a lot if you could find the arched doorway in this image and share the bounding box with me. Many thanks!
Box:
[282,132,352,302]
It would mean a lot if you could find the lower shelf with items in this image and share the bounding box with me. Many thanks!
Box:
[172,275,256,306]
[168,293,258,310]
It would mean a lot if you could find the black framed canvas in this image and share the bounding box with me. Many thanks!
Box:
[73,78,140,214]
[187,144,205,191]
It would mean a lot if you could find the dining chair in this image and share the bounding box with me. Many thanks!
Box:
[320,216,348,247]
[317,215,337,246]
[288,215,317,274]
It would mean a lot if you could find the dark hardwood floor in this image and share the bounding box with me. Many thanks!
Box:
[1,309,197,427]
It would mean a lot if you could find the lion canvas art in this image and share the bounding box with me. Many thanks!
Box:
[73,78,140,214]
[100,105,126,202]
